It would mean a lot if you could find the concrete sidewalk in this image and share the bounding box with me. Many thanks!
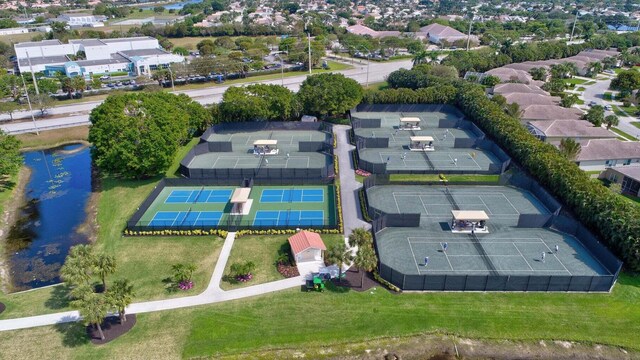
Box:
[334,124,371,236]
[0,232,304,332]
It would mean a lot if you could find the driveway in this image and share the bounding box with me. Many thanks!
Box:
[581,76,640,139]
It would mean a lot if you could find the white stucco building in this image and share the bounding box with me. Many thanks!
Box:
[14,37,184,77]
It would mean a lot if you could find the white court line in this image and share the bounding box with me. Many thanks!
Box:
[192,211,202,226]
[441,243,454,270]
[540,238,572,275]
[499,192,521,215]
[478,196,493,215]
[416,269,573,273]
[418,196,430,215]
[392,194,401,213]
[407,240,423,273]
[170,212,182,227]
[512,243,534,271]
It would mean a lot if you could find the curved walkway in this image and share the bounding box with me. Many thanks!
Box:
[0,124,370,332]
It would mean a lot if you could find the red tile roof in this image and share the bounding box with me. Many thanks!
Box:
[288,231,326,255]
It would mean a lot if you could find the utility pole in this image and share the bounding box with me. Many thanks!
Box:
[305,16,312,74]
[20,74,39,135]
[26,50,39,95]
[569,10,579,42]
[466,15,474,51]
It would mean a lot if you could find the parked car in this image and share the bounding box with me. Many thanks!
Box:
[100,75,110,81]
[115,81,123,86]
[604,105,612,111]
[588,101,597,107]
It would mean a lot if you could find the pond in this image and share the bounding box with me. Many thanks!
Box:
[5,143,92,291]
[143,0,203,10]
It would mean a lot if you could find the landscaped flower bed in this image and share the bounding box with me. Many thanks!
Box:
[179,281,194,291]
[277,263,300,278]
[236,273,253,282]
[355,169,371,177]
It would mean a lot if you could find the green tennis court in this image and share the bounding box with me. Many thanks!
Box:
[135,185,337,228]
[369,185,610,277]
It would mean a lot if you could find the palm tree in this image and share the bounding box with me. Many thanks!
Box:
[95,254,116,292]
[604,114,619,130]
[427,52,439,64]
[74,292,109,340]
[588,62,603,77]
[559,138,582,161]
[412,50,428,66]
[325,242,353,283]
[108,279,135,323]
[172,263,197,284]
[353,245,377,287]
[60,244,96,287]
[348,227,373,249]
[503,102,523,119]
[602,56,618,70]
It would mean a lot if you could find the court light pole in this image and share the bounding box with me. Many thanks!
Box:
[357,45,370,87]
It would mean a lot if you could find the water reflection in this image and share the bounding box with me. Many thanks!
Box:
[6,143,92,291]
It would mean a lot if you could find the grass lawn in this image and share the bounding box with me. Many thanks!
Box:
[0,273,638,358]
[0,32,34,45]
[631,122,640,129]
[611,127,638,141]
[603,92,613,101]
[622,193,640,204]
[388,174,500,183]
[576,86,586,92]
[576,98,585,105]
[220,234,344,290]
[584,81,596,85]
[565,78,588,85]
[15,126,90,149]
[0,138,222,318]
[365,81,389,91]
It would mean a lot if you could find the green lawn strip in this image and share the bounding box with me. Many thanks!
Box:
[620,105,638,115]
[565,78,588,85]
[183,272,640,357]
[576,98,585,105]
[610,127,638,141]
[576,86,586,92]
[622,193,640,204]
[0,273,639,357]
[0,171,18,223]
[603,92,613,101]
[388,174,500,183]
[365,81,389,91]
[166,137,199,177]
[584,170,602,175]
[220,234,343,290]
[584,81,596,85]
[631,122,640,129]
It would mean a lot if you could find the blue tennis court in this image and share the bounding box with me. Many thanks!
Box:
[260,188,324,203]
[253,210,325,226]
[149,211,223,227]
[165,189,232,204]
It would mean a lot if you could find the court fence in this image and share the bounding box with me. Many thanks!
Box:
[351,104,465,118]
[201,121,333,141]
[125,177,341,233]
[365,174,622,292]
[378,263,619,292]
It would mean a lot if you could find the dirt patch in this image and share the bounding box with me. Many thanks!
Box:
[16,126,89,151]
[228,334,639,360]
[0,302,5,314]
[0,166,31,293]
[333,266,379,292]
[87,314,136,345]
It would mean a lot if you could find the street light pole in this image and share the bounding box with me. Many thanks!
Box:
[275,54,284,86]
[20,73,39,135]
[569,10,579,42]
[307,31,312,74]
[26,50,39,95]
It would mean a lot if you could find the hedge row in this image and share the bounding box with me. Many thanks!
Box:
[358,83,640,271]
[361,85,457,105]
[454,83,640,271]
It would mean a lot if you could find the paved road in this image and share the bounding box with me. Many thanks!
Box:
[0,59,412,134]
[580,76,640,139]
[0,232,305,332]
[334,124,371,236]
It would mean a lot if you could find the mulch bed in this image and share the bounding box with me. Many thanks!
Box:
[332,266,379,292]
[0,302,5,314]
[87,314,137,345]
